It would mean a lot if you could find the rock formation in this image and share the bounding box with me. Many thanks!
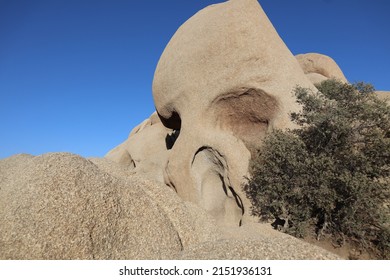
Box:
[296,53,348,84]
[0,153,339,259]
[107,1,360,229]
[122,0,315,226]
[109,0,317,226]
[0,153,181,259]
[4,0,380,260]
[106,111,172,183]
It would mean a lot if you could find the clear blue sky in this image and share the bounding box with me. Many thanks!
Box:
[1,0,389,159]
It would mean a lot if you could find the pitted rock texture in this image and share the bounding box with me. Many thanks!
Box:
[0,153,340,260]
[0,153,184,259]
[180,223,341,260]
[90,157,222,249]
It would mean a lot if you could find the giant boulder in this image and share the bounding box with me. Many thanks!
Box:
[296,53,348,84]
[0,153,215,259]
[0,153,340,260]
[105,111,173,183]
[152,0,315,225]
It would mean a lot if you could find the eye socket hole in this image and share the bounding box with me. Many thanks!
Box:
[212,88,278,148]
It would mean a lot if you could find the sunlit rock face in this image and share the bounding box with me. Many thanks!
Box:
[151,0,315,225]
[296,53,348,84]
[105,111,172,183]
[0,0,347,260]
[0,153,340,260]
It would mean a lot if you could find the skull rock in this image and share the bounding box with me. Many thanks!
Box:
[152,0,315,225]
[296,53,348,84]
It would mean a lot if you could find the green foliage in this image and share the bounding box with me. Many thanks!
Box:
[244,79,390,258]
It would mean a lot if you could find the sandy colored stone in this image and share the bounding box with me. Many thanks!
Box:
[105,111,173,182]
[296,53,348,84]
[180,223,340,260]
[0,0,363,261]
[152,0,315,226]
[179,238,339,260]
[91,157,222,249]
[306,72,329,85]
[0,153,341,260]
[0,153,182,259]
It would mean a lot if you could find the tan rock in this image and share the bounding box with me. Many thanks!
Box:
[105,111,173,182]
[0,153,340,260]
[296,53,348,84]
[0,0,352,260]
[0,153,183,259]
[180,223,340,260]
[306,72,329,85]
[152,0,315,225]
[90,157,222,249]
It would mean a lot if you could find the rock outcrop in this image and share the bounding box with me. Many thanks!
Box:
[0,153,340,260]
[105,111,173,182]
[150,0,315,226]
[296,53,348,84]
[6,0,380,260]
[0,153,182,259]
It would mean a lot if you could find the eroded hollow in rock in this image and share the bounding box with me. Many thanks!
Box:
[157,110,181,130]
[191,146,244,226]
[165,130,180,150]
[212,88,279,149]
[115,149,136,169]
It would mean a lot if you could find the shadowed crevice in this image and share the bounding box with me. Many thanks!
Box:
[191,146,244,226]
[212,88,279,149]
[165,130,180,150]
[157,110,181,130]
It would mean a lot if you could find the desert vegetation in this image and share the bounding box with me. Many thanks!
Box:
[245,79,390,259]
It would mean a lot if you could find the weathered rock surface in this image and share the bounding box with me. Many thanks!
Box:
[296,53,348,84]
[0,153,183,259]
[4,0,373,261]
[151,0,315,226]
[89,157,222,250]
[181,223,339,260]
[105,111,173,182]
[0,153,340,260]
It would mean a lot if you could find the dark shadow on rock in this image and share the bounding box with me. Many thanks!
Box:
[165,130,180,150]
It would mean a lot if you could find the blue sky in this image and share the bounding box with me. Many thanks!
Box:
[1,0,389,159]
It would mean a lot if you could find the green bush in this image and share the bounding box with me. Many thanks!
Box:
[244,79,390,258]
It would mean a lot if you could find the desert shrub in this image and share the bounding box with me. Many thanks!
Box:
[244,79,390,258]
